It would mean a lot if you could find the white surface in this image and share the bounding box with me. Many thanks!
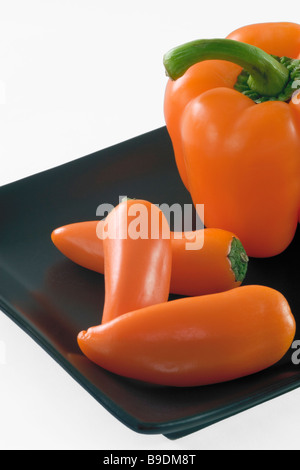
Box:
[1,0,300,450]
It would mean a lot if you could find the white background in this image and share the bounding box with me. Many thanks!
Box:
[1,0,300,450]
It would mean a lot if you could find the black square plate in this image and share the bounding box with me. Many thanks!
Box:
[0,126,299,439]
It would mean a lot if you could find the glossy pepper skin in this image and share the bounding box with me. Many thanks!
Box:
[100,199,172,324]
[51,221,249,296]
[77,285,296,387]
[51,221,105,274]
[163,22,300,258]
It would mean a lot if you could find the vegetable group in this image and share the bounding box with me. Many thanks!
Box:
[77,285,296,387]
[50,22,298,390]
[163,22,300,258]
[51,222,249,296]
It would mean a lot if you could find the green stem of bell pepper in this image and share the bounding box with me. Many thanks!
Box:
[163,38,290,98]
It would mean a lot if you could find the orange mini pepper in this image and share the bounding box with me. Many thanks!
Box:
[163,22,300,258]
[51,221,249,297]
[77,285,296,387]
[99,198,172,324]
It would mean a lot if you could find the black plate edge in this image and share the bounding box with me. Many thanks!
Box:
[0,127,168,192]
[2,291,300,439]
[0,296,147,434]
[163,375,300,439]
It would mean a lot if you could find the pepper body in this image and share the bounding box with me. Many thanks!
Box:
[169,229,247,295]
[77,285,296,387]
[164,22,300,258]
[51,221,105,273]
[100,199,172,323]
[51,221,248,296]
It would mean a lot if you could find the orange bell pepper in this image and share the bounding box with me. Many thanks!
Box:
[51,221,249,296]
[77,285,296,387]
[163,22,300,258]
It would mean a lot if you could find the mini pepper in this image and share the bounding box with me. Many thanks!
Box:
[163,22,300,258]
[77,285,296,387]
[51,221,249,297]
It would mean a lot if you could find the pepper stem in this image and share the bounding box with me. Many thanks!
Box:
[163,39,289,97]
[227,237,249,283]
